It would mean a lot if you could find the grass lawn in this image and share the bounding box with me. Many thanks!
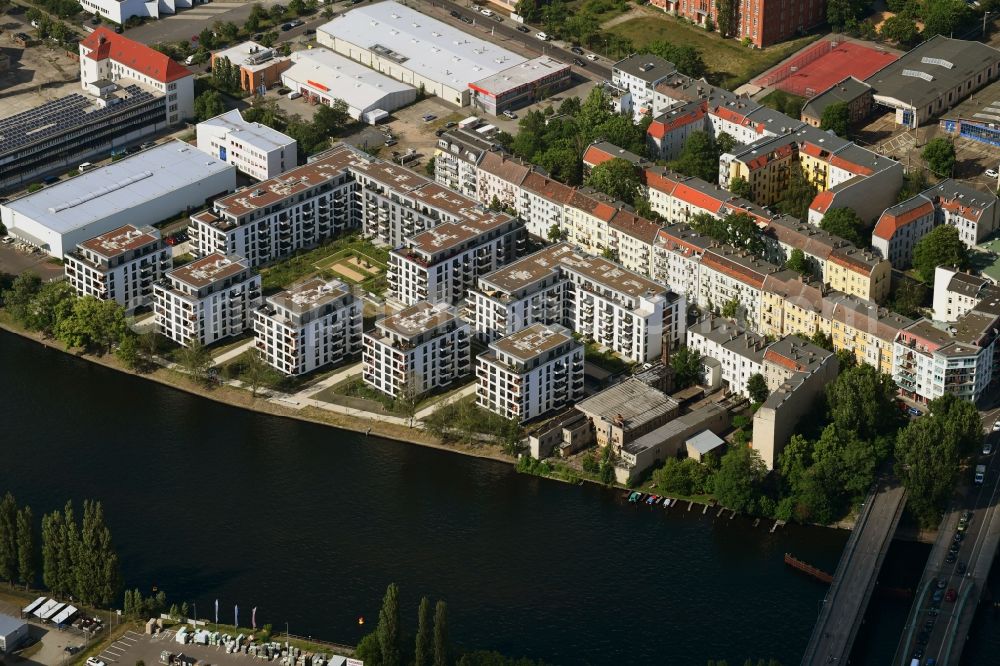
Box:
[608,16,820,89]
[759,89,806,117]
[584,341,634,375]
[260,234,389,294]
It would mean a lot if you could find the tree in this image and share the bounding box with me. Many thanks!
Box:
[713,446,768,514]
[785,248,809,274]
[0,493,17,583]
[880,14,921,47]
[888,280,926,317]
[355,633,381,666]
[16,505,35,589]
[653,457,713,496]
[671,345,703,390]
[930,392,982,458]
[716,0,736,36]
[77,500,121,607]
[1,272,42,325]
[671,131,721,182]
[810,329,833,351]
[819,207,865,245]
[827,0,861,32]
[896,416,960,526]
[642,42,707,78]
[775,168,818,220]
[194,90,226,121]
[22,281,75,335]
[922,0,970,38]
[117,333,141,370]
[56,297,128,354]
[433,600,449,666]
[913,225,967,283]
[245,3,266,31]
[219,20,239,43]
[897,169,928,202]
[179,340,214,383]
[269,3,286,22]
[729,176,753,200]
[820,102,850,138]
[415,597,432,666]
[288,0,305,16]
[722,297,740,320]
[376,583,401,666]
[313,99,351,135]
[547,224,563,242]
[922,137,956,176]
[585,158,641,205]
[241,351,273,398]
[747,373,769,404]
[41,510,65,595]
[826,364,900,443]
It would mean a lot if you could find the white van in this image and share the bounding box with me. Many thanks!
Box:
[185,54,196,65]
[78,162,94,173]
[536,31,549,41]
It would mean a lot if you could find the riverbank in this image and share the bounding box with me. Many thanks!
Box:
[0,319,513,467]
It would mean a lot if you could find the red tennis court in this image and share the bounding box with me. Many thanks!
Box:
[753,40,899,99]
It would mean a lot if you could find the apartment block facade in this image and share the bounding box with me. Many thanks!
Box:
[476,323,584,422]
[362,301,471,399]
[154,253,261,347]
[64,224,168,312]
[253,277,362,376]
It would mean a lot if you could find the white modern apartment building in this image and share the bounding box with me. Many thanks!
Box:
[154,253,261,347]
[611,54,677,120]
[253,277,362,376]
[894,317,999,404]
[188,144,358,266]
[476,323,584,423]
[79,28,194,123]
[686,316,767,398]
[932,266,1000,323]
[387,211,523,306]
[64,224,168,312]
[468,242,683,363]
[196,109,297,180]
[362,301,471,399]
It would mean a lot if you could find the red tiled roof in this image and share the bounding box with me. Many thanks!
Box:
[829,154,873,176]
[701,251,768,289]
[800,143,827,159]
[568,190,617,221]
[645,168,681,195]
[81,27,192,83]
[764,348,806,372]
[648,107,705,138]
[521,171,575,204]
[872,200,935,240]
[582,144,616,168]
[828,250,873,275]
[673,183,725,214]
[809,191,835,214]
[939,198,985,222]
[610,210,661,244]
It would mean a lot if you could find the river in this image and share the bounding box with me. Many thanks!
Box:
[4,328,994,665]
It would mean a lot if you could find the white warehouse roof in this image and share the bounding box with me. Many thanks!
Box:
[282,48,415,111]
[2,140,232,236]
[318,1,526,89]
[198,109,296,153]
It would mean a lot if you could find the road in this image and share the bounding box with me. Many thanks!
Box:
[892,416,1000,665]
[800,480,908,666]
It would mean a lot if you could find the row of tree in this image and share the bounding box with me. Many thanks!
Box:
[0,493,36,588]
[356,584,549,666]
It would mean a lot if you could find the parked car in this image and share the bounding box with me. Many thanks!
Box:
[42,175,60,185]
[932,589,944,603]
[289,19,304,27]
[114,25,123,33]
[536,31,549,40]
[957,561,967,575]
[586,53,598,60]
[908,406,923,417]
[502,110,517,120]
[87,659,106,666]
[64,646,81,655]
[987,168,998,178]
[570,46,583,54]
[516,25,530,32]
[993,419,1000,431]
[385,138,397,147]
[461,15,473,24]
[450,9,461,17]
[480,8,493,16]
[983,440,993,455]
[936,577,947,589]
[140,141,156,149]
[445,121,457,128]
[945,588,957,602]
[422,114,437,122]
[946,552,957,563]
[280,23,293,31]
[573,57,585,66]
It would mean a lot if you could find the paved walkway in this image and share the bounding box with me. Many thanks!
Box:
[211,339,255,366]
[301,361,363,398]
[414,382,478,420]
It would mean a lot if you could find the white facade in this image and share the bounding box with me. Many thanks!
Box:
[932,266,999,323]
[871,194,936,268]
[611,54,676,120]
[362,301,471,398]
[433,130,495,199]
[196,109,297,180]
[79,28,194,123]
[280,48,417,121]
[1,140,236,259]
[64,224,168,312]
[476,323,584,422]
[154,253,262,347]
[78,0,163,25]
[894,319,997,404]
[468,243,683,363]
[253,277,362,376]
[686,317,767,398]
[697,248,774,332]
[317,2,526,107]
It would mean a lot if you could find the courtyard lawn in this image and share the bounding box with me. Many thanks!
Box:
[607,16,820,89]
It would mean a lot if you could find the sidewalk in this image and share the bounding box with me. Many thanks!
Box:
[211,339,256,366]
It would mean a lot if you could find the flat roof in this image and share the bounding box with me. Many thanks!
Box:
[4,140,232,235]
[319,2,525,88]
[623,403,727,456]
[866,35,1000,109]
[686,429,725,454]
[78,224,159,258]
[764,335,833,374]
[283,47,414,109]
[199,109,295,152]
[576,377,679,425]
[612,53,676,83]
[267,277,350,314]
[491,323,575,361]
[213,41,278,69]
[941,77,1000,124]
[803,76,872,118]
[480,242,665,301]
[470,56,569,96]
[0,613,25,637]
[402,210,514,257]
[377,301,457,339]
[168,253,250,289]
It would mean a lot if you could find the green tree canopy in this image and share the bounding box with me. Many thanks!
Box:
[194,90,226,121]
[671,131,721,182]
[729,176,753,199]
[820,102,850,138]
[775,168,818,220]
[921,137,956,176]
[785,248,809,274]
[434,600,449,666]
[880,15,921,47]
[376,583,401,666]
[714,446,768,514]
[415,596,433,666]
[584,158,641,205]
[747,373,769,404]
[653,457,714,496]
[819,207,866,245]
[913,225,967,283]
[826,364,900,443]
[671,345,703,390]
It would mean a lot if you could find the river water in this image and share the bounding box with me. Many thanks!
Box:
[5,329,994,665]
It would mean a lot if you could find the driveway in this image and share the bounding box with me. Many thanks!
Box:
[0,243,64,281]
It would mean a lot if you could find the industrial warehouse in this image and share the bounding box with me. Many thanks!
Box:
[316,1,567,113]
[280,48,418,123]
[0,141,236,258]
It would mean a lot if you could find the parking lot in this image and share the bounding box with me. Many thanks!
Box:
[0,10,81,114]
[0,240,64,281]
